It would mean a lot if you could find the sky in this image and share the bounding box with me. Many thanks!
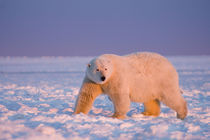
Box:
[0,0,210,56]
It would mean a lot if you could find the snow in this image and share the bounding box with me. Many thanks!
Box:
[0,56,210,140]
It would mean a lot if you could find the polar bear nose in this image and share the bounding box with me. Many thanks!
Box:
[101,76,106,81]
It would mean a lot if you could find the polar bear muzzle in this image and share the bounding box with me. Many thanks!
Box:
[101,76,106,81]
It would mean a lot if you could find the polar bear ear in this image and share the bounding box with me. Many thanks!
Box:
[87,63,91,68]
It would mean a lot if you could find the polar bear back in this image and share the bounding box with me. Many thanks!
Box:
[118,52,179,102]
[125,52,176,75]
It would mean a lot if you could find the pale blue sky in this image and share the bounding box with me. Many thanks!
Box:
[0,0,210,56]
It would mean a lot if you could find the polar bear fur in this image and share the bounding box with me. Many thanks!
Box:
[74,52,187,120]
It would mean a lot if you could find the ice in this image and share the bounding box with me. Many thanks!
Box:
[0,56,209,139]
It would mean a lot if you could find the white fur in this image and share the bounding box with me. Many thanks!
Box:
[86,56,113,84]
[74,52,188,119]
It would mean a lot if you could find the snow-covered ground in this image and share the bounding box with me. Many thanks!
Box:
[0,56,209,140]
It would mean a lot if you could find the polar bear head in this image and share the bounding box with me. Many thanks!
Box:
[86,56,113,84]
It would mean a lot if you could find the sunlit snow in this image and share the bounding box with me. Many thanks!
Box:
[0,56,209,139]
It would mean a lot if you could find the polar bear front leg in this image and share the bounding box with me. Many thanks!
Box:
[110,93,130,119]
[74,77,102,115]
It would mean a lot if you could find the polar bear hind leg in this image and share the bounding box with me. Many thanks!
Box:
[161,88,187,120]
[142,99,160,117]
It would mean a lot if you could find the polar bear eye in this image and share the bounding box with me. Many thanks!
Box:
[87,64,91,68]
[96,69,99,72]
[105,68,107,71]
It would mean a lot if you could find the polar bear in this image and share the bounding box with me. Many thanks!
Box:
[74,52,187,120]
